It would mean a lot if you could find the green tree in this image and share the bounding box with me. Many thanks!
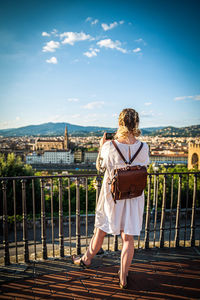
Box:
[146,164,199,211]
[0,153,40,216]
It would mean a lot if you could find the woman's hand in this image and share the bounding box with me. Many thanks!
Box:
[99,132,107,148]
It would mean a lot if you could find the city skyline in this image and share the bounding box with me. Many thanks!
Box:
[0,0,200,130]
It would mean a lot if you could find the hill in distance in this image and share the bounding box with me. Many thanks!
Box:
[149,125,200,137]
[0,122,199,137]
[0,122,117,137]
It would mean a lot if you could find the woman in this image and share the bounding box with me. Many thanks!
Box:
[72,108,149,288]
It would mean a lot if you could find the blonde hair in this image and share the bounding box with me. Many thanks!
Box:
[115,108,141,139]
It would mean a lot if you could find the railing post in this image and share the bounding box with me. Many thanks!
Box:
[169,175,174,247]
[190,174,197,247]
[13,180,18,263]
[40,178,47,259]
[51,179,55,257]
[68,178,72,255]
[21,179,29,263]
[59,178,64,257]
[76,178,81,255]
[152,174,157,221]
[95,174,105,254]
[113,235,118,251]
[85,177,88,250]
[174,175,182,247]
[159,174,167,248]
[32,179,36,260]
[96,174,102,206]
[2,180,10,265]
[145,175,152,249]
[184,174,189,246]
[153,174,159,247]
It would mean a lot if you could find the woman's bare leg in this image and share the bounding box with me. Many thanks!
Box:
[73,228,106,265]
[120,231,134,285]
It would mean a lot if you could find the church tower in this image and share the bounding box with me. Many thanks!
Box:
[188,141,200,170]
[64,126,69,150]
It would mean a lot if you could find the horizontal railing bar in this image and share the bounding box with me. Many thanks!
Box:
[0,171,200,181]
[0,174,99,181]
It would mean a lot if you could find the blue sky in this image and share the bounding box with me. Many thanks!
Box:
[0,0,200,130]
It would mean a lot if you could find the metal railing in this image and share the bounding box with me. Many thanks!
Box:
[0,171,200,265]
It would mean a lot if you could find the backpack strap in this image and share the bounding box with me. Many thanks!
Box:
[112,140,143,165]
[129,142,143,164]
[112,141,128,164]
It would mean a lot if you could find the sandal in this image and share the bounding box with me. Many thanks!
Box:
[71,255,91,268]
[118,269,128,289]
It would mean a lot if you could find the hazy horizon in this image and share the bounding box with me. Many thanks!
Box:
[0,120,199,132]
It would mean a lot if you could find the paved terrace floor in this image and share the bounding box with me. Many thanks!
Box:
[0,247,200,299]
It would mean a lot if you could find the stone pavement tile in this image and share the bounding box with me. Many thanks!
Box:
[124,261,200,299]
[0,280,38,299]
[80,273,119,298]
[0,285,40,299]
[49,279,92,299]
[67,268,98,280]
[57,265,121,299]
[38,271,70,284]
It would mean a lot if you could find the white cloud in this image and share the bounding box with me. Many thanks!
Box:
[97,39,127,53]
[174,95,200,101]
[141,110,154,117]
[86,17,99,25]
[101,21,118,31]
[42,40,60,52]
[67,98,79,102]
[91,19,99,25]
[144,102,152,106]
[135,38,147,45]
[51,29,59,37]
[83,101,104,110]
[16,116,20,121]
[194,95,200,100]
[46,56,57,64]
[60,32,92,45]
[174,96,188,101]
[51,29,58,34]
[84,48,100,58]
[101,20,124,31]
[71,114,81,119]
[42,32,50,37]
[86,17,92,22]
[133,47,141,53]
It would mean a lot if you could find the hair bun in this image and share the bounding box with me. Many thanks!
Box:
[116,108,141,138]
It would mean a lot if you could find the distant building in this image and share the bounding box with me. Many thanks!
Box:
[26,150,74,164]
[74,149,83,163]
[188,142,200,170]
[150,154,188,165]
[84,151,98,164]
[35,126,69,151]
[26,152,42,164]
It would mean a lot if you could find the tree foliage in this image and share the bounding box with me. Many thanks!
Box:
[146,164,200,211]
[0,153,41,216]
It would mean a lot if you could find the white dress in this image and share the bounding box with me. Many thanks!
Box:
[95,140,149,236]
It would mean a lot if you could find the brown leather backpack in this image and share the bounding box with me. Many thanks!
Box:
[110,141,147,203]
